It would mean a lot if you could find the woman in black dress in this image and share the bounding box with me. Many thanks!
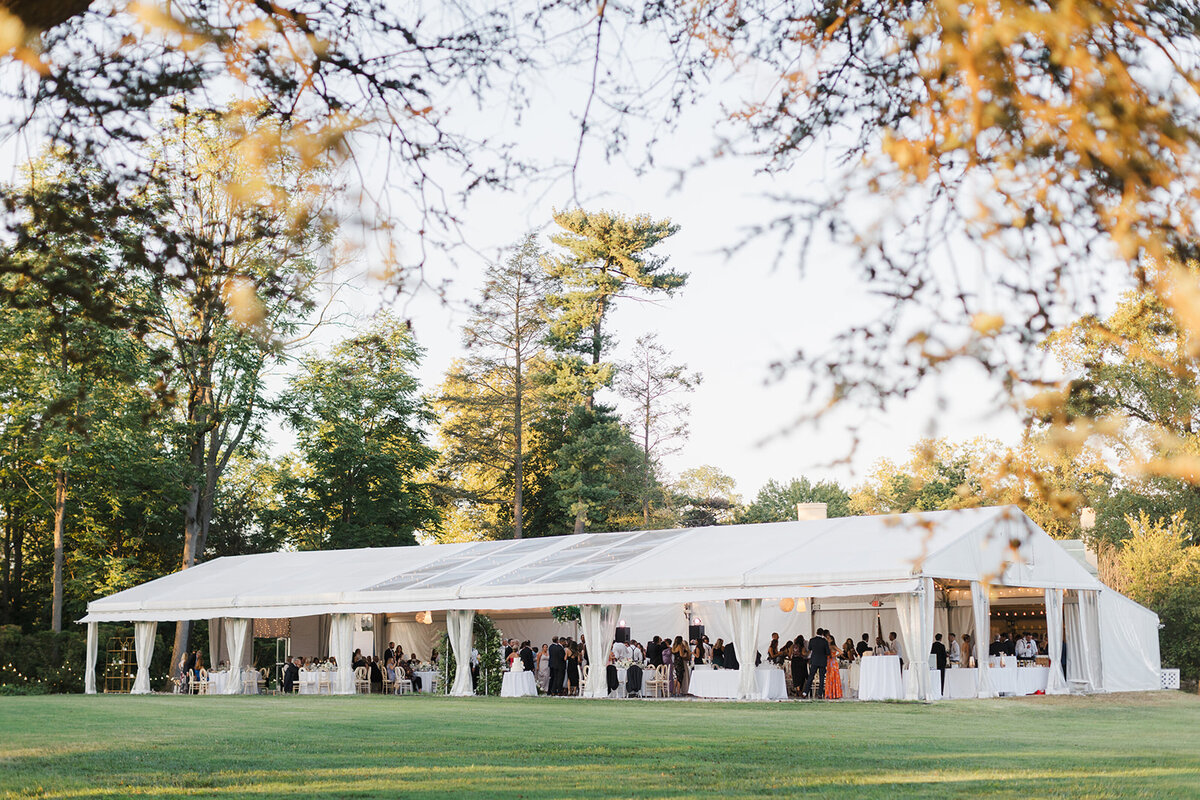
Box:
[566,639,581,695]
[791,636,808,698]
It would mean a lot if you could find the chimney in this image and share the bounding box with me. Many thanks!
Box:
[1080,507,1096,530]
[796,502,827,521]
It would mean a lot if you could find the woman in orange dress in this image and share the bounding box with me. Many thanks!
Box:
[824,633,844,700]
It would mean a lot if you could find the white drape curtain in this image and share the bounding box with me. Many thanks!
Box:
[223,617,252,695]
[894,578,935,701]
[1079,590,1103,691]
[1064,596,1087,686]
[970,581,995,698]
[1043,589,1069,695]
[208,618,222,670]
[445,609,476,696]
[724,598,762,700]
[131,621,157,695]
[329,613,355,694]
[580,604,622,698]
[85,621,98,694]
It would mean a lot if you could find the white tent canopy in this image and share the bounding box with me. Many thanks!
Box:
[80,506,1162,698]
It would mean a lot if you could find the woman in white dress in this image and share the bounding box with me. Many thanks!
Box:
[535,643,550,693]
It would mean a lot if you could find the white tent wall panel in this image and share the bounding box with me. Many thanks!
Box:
[1099,589,1162,692]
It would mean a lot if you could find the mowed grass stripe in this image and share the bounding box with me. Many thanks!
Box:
[2,692,1198,799]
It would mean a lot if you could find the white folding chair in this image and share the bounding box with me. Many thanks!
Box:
[354,666,371,694]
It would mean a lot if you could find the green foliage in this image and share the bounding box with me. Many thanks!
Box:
[738,477,851,523]
[550,404,644,534]
[280,315,439,549]
[551,606,581,624]
[0,625,85,693]
[546,210,684,369]
[1114,512,1200,680]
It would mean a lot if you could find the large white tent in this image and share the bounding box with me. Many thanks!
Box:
[80,506,1162,700]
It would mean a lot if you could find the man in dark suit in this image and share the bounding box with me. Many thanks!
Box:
[282,657,300,694]
[856,633,871,657]
[931,633,948,693]
[804,629,830,699]
[548,637,566,695]
[647,636,662,667]
[383,642,395,664]
[1001,633,1016,657]
[520,641,535,673]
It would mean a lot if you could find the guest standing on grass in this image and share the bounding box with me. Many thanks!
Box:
[283,657,300,694]
[791,636,808,698]
[549,637,566,695]
[824,632,843,700]
[805,628,830,699]
[931,633,948,692]
[536,644,550,693]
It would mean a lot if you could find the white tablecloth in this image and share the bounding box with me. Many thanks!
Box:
[926,664,1048,699]
[501,670,539,697]
[414,670,439,694]
[297,669,327,694]
[688,667,787,701]
[858,655,904,701]
[207,671,230,694]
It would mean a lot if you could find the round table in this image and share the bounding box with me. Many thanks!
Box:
[501,670,539,697]
[414,670,439,693]
[858,655,904,701]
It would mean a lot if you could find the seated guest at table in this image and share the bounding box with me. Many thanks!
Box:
[841,638,857,664]
[824,633,843,699]
[399,660,422,692]
[948,633,961,666]
[790,637,807,697]
[520,641,535,673]
[352,649,365,669]
[767,633,781,664]
[283,657,300,693]
[384,658,397,682]
[724,641,739,671]
[712,639,725,668]
[931,633,948,692]
[805,629,830,699]
[856,633,871,657]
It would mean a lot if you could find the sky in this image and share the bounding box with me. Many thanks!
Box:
[304,69,1032,501]
[0,7,1060,502]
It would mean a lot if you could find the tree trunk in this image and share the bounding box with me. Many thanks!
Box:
[573,508,586,535]
[642,399,651,527]
[51,468,67,632]
[513,358,523,540]
[169,374,211,680]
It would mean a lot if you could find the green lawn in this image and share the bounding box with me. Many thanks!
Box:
[2,692,1198,799]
